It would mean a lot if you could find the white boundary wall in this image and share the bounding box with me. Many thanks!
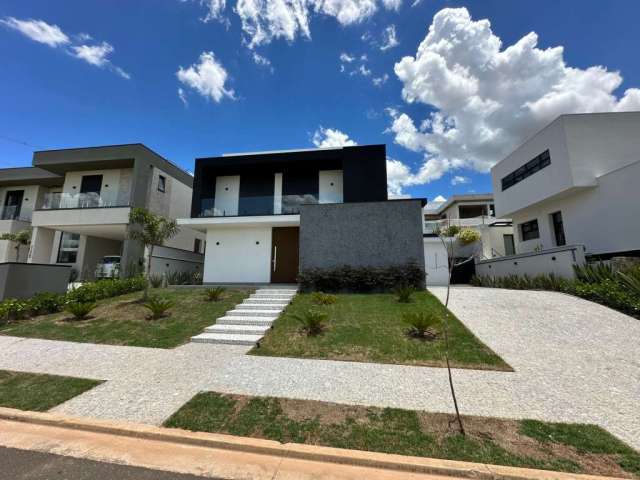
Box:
[475,244,586,279]
[423,237,449,286]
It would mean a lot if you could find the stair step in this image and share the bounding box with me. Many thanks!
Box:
[255,289,297,294]
[217,316,276,326]
[245,298,290,304]
[250,295,294,301]
[205,324,271,335]
[229,309,282,317]
[238,304,285,310]
[191,333,262,346]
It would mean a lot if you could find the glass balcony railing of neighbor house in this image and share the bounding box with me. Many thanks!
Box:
[41,192,130,210]
[198,194,320,217]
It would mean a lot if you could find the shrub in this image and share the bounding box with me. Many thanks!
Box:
[29,292,65,315]
[166,271,192,285]
[66,276,146,303]
[298,263,424,293]
[290,309,328,336]
[66,301,97,320]
[394,286,415,303]
[457,228,481,245]
[143,296,175,319]
[205,287,226,302]
[618,267,640,298]
[0,298,30,322]
[403,311,439,340]
[311,292,337,305]
[574,262,616,283]
[149,274,164,288]
[440,225,460,238]
[191,271,203,285]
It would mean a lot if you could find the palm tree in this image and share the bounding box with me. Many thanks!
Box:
[1,229,31,262]
[128,208,179,300]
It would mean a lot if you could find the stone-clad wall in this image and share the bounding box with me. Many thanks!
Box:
[299,200,425,272]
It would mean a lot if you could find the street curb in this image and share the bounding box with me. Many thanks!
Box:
[0,408,621,480]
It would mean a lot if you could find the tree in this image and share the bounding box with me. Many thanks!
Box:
[128,208,179,300]
[1,229,31,262]
[436,226,480,436]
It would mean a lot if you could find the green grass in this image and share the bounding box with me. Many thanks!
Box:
[0,288,250,348]
[0,370,102,411]
[250,291,510,370]
[166,392,639,478]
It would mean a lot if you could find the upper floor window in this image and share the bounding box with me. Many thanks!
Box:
[501,150,551,191]
[158,175,166,193]
[520,219,540,242]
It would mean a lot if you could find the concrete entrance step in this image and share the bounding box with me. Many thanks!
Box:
[228,309,283,317]
[205,324,271,335]
[244,298,291,305]
[254,289,298,295]
[238,304,286,310]
[216,316,276,326]
[190,332,263,346]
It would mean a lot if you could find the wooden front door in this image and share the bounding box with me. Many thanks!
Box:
[271,227,299,283]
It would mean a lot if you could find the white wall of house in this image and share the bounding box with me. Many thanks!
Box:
[204,226,272,283]
[476,245,586,279]
[479,225,514,258]
[512,159,640,255]
[319,170,343,204]
[62,169,131,206]
[0,185,43,221]
[214,175,240,216]
[423,237,449,286]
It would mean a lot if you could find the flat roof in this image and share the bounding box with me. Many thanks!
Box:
[426,193,494,214]
[0,166,63,187]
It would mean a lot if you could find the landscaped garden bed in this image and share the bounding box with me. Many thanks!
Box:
[250,290,510,370]
[0,287,250,348]
[166,392,640,478]
[0,370,102,411]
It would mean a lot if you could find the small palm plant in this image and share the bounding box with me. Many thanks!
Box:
[66,301,97,320]
[290,309,328,336]
[402,311,439,340]
[143,296,175,320]
[394,286,415,303]
[205,287,226,302]
[311,292,337,305]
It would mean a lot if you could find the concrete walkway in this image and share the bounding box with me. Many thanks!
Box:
[0,286,638,449]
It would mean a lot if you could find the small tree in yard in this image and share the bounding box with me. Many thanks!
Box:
[0,229,31,262]
[128,208,179,300]
[435,225,480,436]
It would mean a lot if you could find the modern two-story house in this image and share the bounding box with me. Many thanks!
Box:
[0,144,205,279]
[178,144,426,284]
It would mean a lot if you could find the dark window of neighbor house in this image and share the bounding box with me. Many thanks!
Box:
[458,204,488,219]
[551,211,566,246]
[501,150,551,191]
[194,238,202,253]
[158,175,166,193]
[520,219,540,242]
[57,232,80,263]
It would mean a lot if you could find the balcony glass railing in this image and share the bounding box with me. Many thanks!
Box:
[41,192,129,210]
[198,194,319,217]
[0,205,30,222]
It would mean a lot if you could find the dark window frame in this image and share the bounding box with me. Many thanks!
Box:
[57,232,80,264]
[194,238,202,253]
[551,211,566,247]
[501,150,551,191]
[158,175,166,193]
[520,219,540,242]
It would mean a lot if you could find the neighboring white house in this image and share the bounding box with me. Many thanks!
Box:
[491,112,640,259]
[422,194,513,285]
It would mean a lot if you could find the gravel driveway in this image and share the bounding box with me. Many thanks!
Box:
[0,286,638,449]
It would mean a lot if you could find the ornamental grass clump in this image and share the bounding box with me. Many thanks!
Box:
[403,311,439,340]
[311,292,337,305]
[65,301,97,320]
[394,286,415,303]
[143,296,175,320]
[290,309,328,336]
[205,287,226,302]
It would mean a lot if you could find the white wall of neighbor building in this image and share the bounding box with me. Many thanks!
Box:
[512,160,640,255]
[214,175,240,216]
[476,245,586,279]
[319,170,343,204]
[423,237,449,286]
[204,226,272,283]
[62,169,130,206]
[0,185,43,221]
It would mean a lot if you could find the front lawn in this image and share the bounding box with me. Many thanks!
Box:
[0,288,250,348]
[166,392,640,479]
[0,370,102,411]
[250,291,509,370]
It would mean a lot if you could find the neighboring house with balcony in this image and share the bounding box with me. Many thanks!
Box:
[178,144,426,284]
[0,144,205,279]
[422,194,513,285]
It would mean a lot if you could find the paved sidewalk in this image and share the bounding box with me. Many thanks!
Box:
[0,286,638,449]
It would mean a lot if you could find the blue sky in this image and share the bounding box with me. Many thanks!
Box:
[1,0,639,203]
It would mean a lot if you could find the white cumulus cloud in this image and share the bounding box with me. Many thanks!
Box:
[451,175,470,185]
[339,52,355,63]
[0,17,69,47]
[312,126,358,148]
[388,7,640,184]
[177,51,235,102]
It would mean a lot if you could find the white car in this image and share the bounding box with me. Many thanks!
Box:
[95,256,121,279]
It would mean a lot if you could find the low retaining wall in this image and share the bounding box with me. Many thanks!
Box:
[475,245,586,279]
[149,245,204,277]
[0,262,70,300]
